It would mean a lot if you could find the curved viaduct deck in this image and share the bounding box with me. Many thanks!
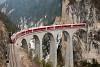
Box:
[11,23,87,67]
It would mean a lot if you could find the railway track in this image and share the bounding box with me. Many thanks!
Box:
[9,44,17,67]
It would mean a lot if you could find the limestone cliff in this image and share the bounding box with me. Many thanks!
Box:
[54,0,100,66]
[54,0,72,25]
[54,0,99,25]
[68,0,100,65]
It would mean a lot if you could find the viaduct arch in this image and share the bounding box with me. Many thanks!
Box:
[14,23,87,67]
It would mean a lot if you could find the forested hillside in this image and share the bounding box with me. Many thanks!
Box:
[0,11,19,33]
[0,0,61,29]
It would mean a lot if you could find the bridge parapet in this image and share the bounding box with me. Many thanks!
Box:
[10,23,87,67]
[11,23,87,43]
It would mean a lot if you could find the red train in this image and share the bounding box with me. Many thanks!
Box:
[10,24,86,43]
[9,27,47,43]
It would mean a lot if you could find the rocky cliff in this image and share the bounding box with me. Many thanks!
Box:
[0,11,18,67]
[68,0,100,65]
[54,0,100,66]
[0,21,8,44]
[0,20,8,67]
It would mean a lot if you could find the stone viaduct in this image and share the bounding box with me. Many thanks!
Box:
[12,23,87,67]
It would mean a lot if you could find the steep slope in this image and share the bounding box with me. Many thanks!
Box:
[71,0,100,66]
[91,0,100,11]
[0,0,61,29]
[0,20,7,67]
[68,0,100,65]
[0,11,18,67]
[53,0,100,66]
[0,11,19,33]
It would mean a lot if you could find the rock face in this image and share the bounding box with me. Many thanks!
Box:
[68,0,100,65]
[0,45,6,67]
[54,0,71,25]
[0,20,9,67]
[54,0,100,66]
[54,0,100,24]
[0,21,8,44]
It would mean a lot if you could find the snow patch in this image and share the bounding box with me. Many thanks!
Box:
[8,8,15,14]
[1,7,6,14]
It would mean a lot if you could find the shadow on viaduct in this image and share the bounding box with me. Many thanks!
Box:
[14,23,87,67]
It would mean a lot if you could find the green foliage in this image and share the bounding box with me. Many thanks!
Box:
[28,49,33,59]
[57,45,65,67]
[91,0,100,11]
[76,59,100,67]
[42,34,50,59]
[34,57,52,67]
[0,11,19,33]
[0,0,62,26]
[34,56,42,67]
[41,59,52,67]
[94,29,100,41]
[45,61,52,67]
